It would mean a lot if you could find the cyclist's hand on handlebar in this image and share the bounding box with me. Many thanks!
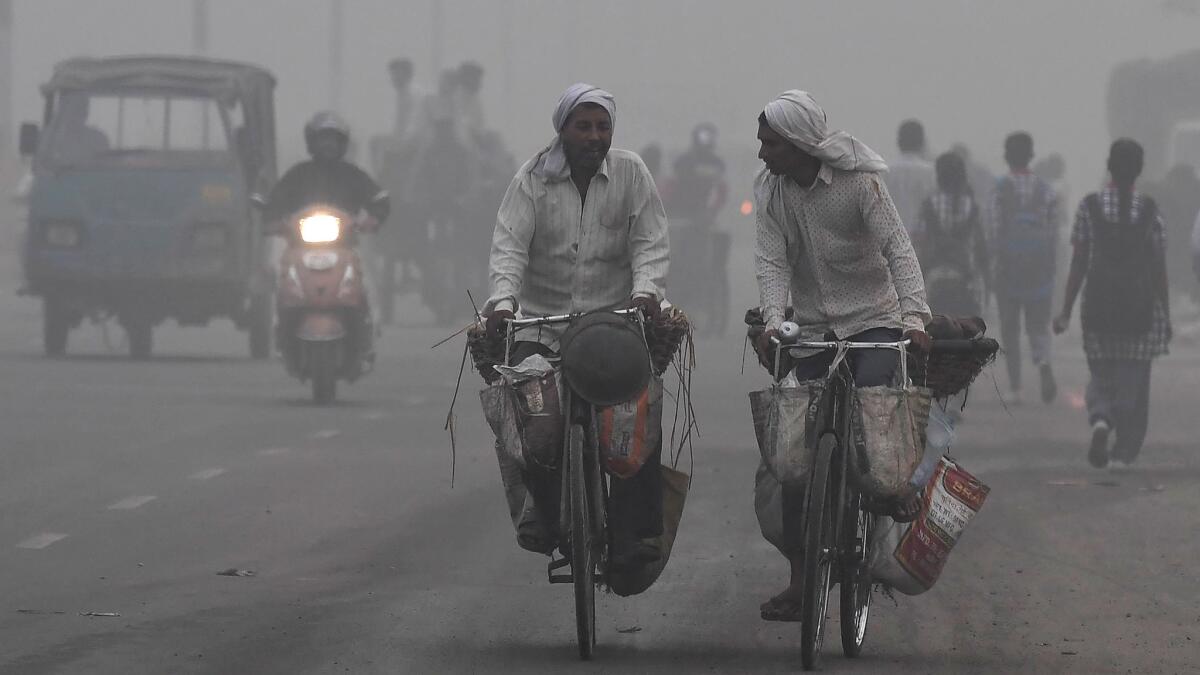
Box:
[905,328,932,354]
[629,294,661,322]
[485,309,514,340]
[754,328,781,370]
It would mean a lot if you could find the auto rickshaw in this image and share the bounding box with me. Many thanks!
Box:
[19,56,278,359]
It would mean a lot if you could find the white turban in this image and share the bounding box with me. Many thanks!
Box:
[531,83,616,180]
[763,90,887,173]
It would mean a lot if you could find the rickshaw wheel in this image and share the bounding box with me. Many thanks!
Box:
[43,297,69,357]
[127,320,153,360]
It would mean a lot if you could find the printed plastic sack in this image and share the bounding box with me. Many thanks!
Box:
[597,377,663,479]
[850,384,933,499]
[609,464,690,597]
[869,456,990,595]
[749,380,824,483]
[479,370,565,472]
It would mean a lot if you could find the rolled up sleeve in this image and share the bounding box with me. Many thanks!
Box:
[865,174,930,332]
[486,172,535,313]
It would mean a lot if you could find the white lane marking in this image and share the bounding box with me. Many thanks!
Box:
[256,447,291,457]
[360,411,386,421]
[17,533,69,549]
[107,495,157,510]
[311,429,341,439]
[402,395,429,406]
[189,468,227,481]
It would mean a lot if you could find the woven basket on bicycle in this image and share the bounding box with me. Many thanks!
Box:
[907,338,999,399]
[467,306,692,384]
[908,315,1000,399]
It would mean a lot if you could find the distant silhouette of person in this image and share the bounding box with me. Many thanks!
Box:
[885,119,935,236]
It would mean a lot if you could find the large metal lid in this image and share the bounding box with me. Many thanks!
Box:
[559,312,650,407]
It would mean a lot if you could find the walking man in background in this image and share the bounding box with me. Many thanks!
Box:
[1054,139,1171,469]
[993,132,1060,405]
[885,119,935,240]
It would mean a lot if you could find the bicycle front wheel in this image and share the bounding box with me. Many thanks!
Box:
[839,490,874,657]
[801,433,837,671]
[568,423,597,660]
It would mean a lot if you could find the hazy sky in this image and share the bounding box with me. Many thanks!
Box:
[13,0,1200,193]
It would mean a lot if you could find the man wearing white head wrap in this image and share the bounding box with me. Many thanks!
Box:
[750,90,931,621]
[483,83,670,568]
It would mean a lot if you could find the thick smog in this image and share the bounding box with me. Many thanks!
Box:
[0,2,1196,673]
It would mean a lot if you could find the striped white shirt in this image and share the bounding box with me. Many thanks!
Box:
[487,148,669,346]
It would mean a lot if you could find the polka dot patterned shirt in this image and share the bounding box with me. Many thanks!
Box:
[754,164,931,339]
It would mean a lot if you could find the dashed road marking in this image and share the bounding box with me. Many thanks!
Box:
[360,411,387,421]
[312,429,341,439]
[17,533,68,549]
[402,395,429,406]
[256,447,291,457]
[107,495,157,510]
[189,468,227,481]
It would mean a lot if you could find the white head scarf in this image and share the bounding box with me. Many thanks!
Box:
[531,83,616,180]
[763,90,887,173]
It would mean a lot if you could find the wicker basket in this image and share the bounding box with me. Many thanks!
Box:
[908,337,1000,399]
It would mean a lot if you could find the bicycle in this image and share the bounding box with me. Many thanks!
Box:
[502,308,649,660]
[769,332,982,670]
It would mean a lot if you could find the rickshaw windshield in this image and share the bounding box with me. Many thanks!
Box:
[42,90,238,168]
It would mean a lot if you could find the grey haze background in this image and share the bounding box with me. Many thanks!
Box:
[11,1,1200,187]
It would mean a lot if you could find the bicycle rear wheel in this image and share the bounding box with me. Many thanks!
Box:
[801,433,836,671]
[839,490,874,657]
[568,423,597,660]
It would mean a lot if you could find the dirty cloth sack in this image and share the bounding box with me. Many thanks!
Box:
[608,464,690,597]
[749,380,825,484]
[849,384,933,499]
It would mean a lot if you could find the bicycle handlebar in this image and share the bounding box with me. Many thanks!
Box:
[506,307,639,328]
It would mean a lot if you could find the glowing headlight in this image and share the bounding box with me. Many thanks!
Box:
[299,213,341,243]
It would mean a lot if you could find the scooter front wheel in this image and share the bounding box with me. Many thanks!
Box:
[308,340,340,405]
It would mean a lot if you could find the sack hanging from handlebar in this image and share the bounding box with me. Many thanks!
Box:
[596,377,664,479]
[748,380,826,483]
[479,370,565,472]
[849,384,933,499]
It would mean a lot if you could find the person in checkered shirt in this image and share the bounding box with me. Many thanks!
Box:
[1053,139,1171,469]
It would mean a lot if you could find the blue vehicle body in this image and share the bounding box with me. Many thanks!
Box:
[23,56,277,357]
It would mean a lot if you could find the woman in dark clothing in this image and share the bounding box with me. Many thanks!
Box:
[1053,139,1172,469]
[916,152,991,316]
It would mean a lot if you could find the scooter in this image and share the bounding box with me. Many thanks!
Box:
[272,204,374,404]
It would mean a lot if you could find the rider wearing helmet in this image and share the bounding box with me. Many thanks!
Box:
[266,112,390,364]
[265,111,391,227]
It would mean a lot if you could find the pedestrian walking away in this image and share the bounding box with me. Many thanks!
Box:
[885,118,935,240]
[1054,139,1172,469]
[917,152,991,317]
[992,131,1061,405]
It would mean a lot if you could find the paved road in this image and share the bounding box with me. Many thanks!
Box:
[0,289,1196,674]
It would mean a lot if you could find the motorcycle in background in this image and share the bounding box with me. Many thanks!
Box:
[259,199,375,404]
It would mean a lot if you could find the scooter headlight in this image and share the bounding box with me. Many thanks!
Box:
[299,213,341,243]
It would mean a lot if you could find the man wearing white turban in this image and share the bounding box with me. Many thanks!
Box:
[750,90,931,621]
[483,83,670,569]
